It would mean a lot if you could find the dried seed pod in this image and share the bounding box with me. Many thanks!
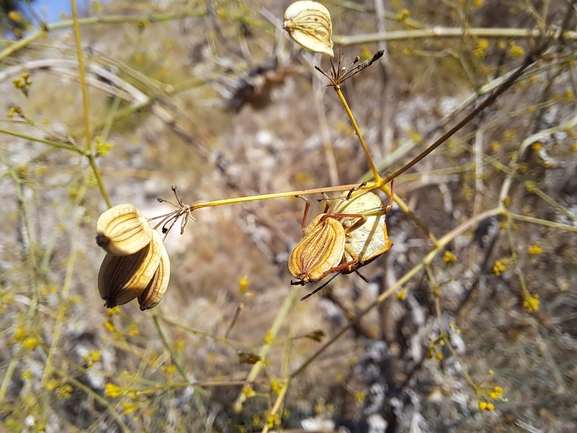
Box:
[138,233,170,310]
[288,214,345,284]
[98,230,163,308]
[331,192,393,265]
[289,190,393,297]
[96,204,152,256]
[283,1,334,57]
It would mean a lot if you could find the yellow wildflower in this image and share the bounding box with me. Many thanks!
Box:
[523,293,539,312]
[239,276,248,294]
[492,260,506,276]
[105,383,124,398]
[396,289,408,301]
[443,250,456,265]
[22,336,39,350]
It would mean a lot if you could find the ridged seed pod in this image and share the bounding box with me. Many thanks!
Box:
[288,214,345,284]
[96,204,152,256]
[138,232,170,311]
[283,1,334,57]
[97,229,163,308]
[331,191,393,264]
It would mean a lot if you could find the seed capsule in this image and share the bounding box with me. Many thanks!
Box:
[331,192,393,266]
[283,1,334,57]
[137,235,170,311]
[288,191,393,294]
[96,204,152,256]
[288,214,345,284]
[97,230,163,308]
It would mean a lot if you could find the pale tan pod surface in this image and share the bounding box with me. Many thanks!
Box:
[331,192,393,262]
[283,1,334,57]
[96,203,152,256]
[288,214,345,283]
[138,231,170,311]
[97,229,163,308]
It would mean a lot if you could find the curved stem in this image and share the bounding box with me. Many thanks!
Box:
[0,128,84,153]
[71,0,112,208]
[0,10,207,61]
[334,87,382,183]
[334,27,575,46]
[189,182,377,211]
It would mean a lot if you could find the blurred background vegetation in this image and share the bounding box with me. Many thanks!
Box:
[1,0,577,431]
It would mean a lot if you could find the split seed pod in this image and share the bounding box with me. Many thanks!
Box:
[98,230,164,308]
[283,1,334,57]
[331,192,393,265]
[288,191,393,288]
[137,235,171,311]
[96,204,152,256]
[288,214,345,284]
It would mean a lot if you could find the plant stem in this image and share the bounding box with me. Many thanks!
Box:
[40,183,86,389]
[381,53,536,185]
[334,87,382,183]
[506,211,577,233]
[232,286,300,413]
[0,10,207,61]
[189,182,377,211]
[70,0,112,208]
[261,379,289,433]
[71,0,94,122]
[54,368,130,432]
[0,128,83,153]
[334,27,577,46]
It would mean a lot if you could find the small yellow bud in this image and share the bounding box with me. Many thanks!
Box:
[46,380,59,391]
[271,379,283,394]
[242,385,256,398]
[478,401,487,411]
[443,250,456,265]
[14,326,26,341]
[477,39,489,50]
[486,402,495,411]
[509,43,525,58]
[503,130,516,140]
[239,276,248,294]
[523,293,539,312]
[104,320,116,333]
[492,260,507,276]
[105,383,124,398]
[397,9,410,21]
[396,289,408,301]
[122,402,138,415]
[524,181,537,193]
[22,336,39,350]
